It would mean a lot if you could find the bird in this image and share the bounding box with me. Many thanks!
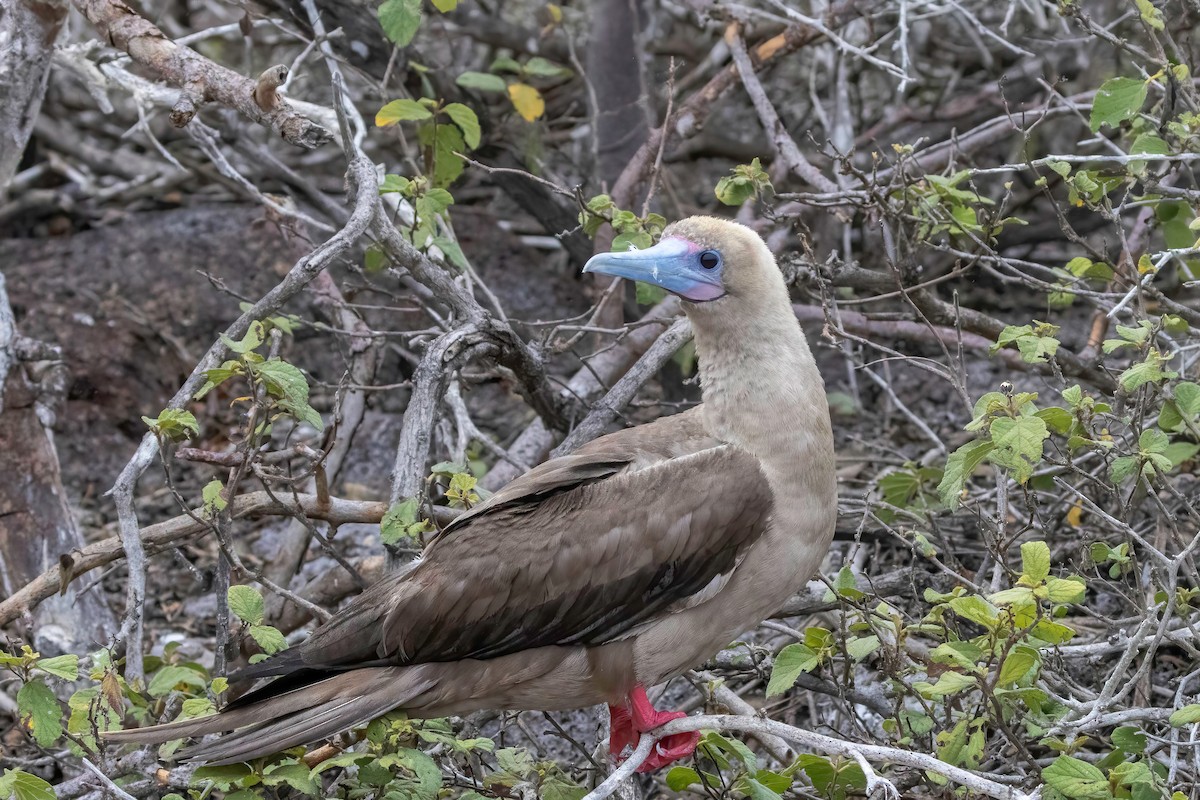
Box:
[106,216,838,771]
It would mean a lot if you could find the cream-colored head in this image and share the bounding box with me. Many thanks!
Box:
[582,216,794,331]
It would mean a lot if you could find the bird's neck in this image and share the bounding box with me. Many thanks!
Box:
[691,303,836,517]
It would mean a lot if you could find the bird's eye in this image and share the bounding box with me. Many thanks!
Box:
[699,250,721,269]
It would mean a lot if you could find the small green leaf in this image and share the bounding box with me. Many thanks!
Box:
[430,0,458,11]
[666,767,701,791]
[249,625,288,655]
[1021,541,1051,583]
[377,0,422,47]
[456,71,507,92]
[228,585,265,625]
[35,654,79,681]
[938,439,995,507]
[989,415,1050,483]
[1134,0,1165,29]
[442,103,481,149]
[846,635,880,661]
[142,409,200,441]
[1046,577,1086,604]
[418,120,468,187]
[916,670,976,698]
[948,595,999,628]
[997,646,1038,685]
[1036,407,1073,435]
[1112,726,1147,754]
[523,56,573,78]
[380,174,410,194]
[147,665,207,698]
[0,770,55,800]
[376,98,433,126]
[1090,76,1148,131]
[201,479,227,517]
[1043,755,1111,799]
[1170,703,1200,726]
[766,643,821,696]
[17,680,61,746]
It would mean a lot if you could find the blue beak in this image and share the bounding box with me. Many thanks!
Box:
[583,237,725,302]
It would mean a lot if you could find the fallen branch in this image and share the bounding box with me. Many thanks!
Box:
[0,492,388,628]
[72,0,333,148]
[585,715,1039,800]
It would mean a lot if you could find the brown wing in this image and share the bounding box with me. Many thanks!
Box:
[247,409,772,678]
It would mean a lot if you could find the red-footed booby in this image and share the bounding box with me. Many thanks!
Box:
[106,216,837,771]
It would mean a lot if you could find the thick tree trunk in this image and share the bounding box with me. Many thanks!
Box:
[0,0,69,193]
[0,272,116,654]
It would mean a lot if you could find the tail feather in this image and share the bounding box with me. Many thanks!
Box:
[104,667,438,763]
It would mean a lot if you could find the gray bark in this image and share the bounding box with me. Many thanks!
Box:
[0,271,117,654]
[0,0,69,194]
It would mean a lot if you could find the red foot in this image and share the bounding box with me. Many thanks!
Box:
[608,685,700,773]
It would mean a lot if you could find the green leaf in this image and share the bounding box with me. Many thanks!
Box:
[1112,726,1147,754]
[948,595,999,628]
[418,121,468,187]
[1036,407,1073,435]
[227,585,265,625]
[377,99,433,127]
[249,625,288,655]
[191,764,253,790]
[1163,441,1199,467]
[0,770,55,800]
[1090,77,1148,131]
[612,231,653,252]
[743,777,783,800]
[715,175,755,206]
[766,643,821,696]
[377,0,423,47]
[430,0,458,10]
[35,654,79,681]
[380,174,411,194]
[938,439,995,507]
[1030,619,1076,645]
[147,665,206,698]
[997,646,1038,686]
[1021,541,1051,583]
[381,497,432,545]
[1042,755,1111,799]
[495,747,535,778]
[1139,428,1170,453]
[1111,455,1140,484]
[456,71,507,93]
[1046,577,1086,604]
[1169,703,1200,725]
[523,56,572,78]
[142,409,200,441]
[916,670,976,698]
[989,415,1049,483]
[263,761,321,796]
[442,103,481,149]
[201,479,227,518]
[846,635,880,662]
[1129,132,1169,174]
[666,767,701,791]
[17,680,61,746]
[1134,0,1165,29]
[252,358,323,432]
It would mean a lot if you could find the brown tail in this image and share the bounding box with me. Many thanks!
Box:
[104,667,438,766]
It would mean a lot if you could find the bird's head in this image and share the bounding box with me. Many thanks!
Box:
[582,216,786,317]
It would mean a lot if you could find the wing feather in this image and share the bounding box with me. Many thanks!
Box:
[278,410,772,675]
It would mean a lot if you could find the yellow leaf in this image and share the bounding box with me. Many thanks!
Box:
[1066,501,1083,528]
[508,83,545,121]
[546,3,562,22]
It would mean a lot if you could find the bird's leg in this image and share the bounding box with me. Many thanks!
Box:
[608,685,700,772]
